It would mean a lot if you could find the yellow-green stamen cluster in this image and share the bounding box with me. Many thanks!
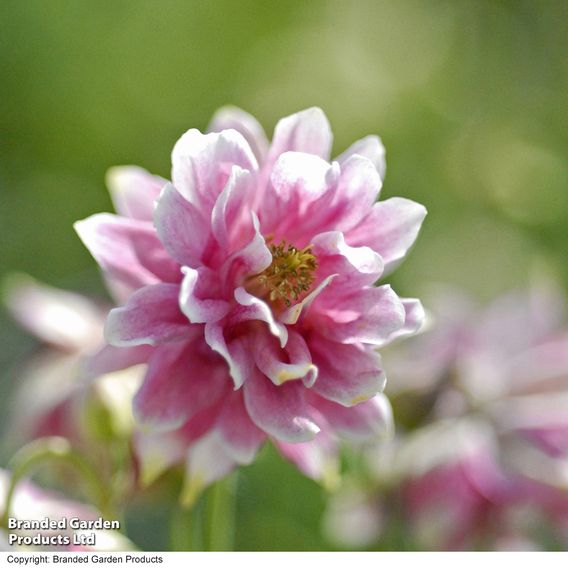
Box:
[256,242,317,307]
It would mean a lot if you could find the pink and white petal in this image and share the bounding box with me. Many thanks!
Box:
[171,128,258,216]
[154,183,209,267]
[175,398,226,448]
[211,167,255,255]
[105,284,192,347]
[106,166,166,221]
[233,287,288,347]
[253,329,317,387]
[275,430,340,489]
[84,344,154,379]
[76,213,181,285]
[266,107,333,166]
[133,430,187,487]
[312,231,383,291]
[204,321,255,389]
[332,155,383,232]
[179,266,230,324]
[313,285,406,346]
[279,275,336,325]
[346,198,427,275]
[4,274,105,352]
[313,393,393,442]
[181,431,237,507]
[207,106,269,164]
[261,152,335,240]
[177,397,226,445]
[336,135,386,181]
[220,213,272,290]
[309,337,386,406]
[74,214,168,296]
[133,340,228,430]
[217,391,266,464]
[507,334,568,395]
[381,298,425,346]
[243,370,320,443]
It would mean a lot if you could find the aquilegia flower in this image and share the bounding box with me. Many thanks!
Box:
[75,107,426,498]
[324,283,568,550]
[3,275,142,450]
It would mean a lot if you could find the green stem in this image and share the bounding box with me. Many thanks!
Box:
[1,437,112,528]
[169,498,204,551]
[204,473,238,551]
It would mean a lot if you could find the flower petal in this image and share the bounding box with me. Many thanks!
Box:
[204,321,254,389]
[84,344,153,379]
[261,152,335,242]
[336,135,386,181]
[133,340,229,431]
[275,430,340,489]
[253,329,317,387]
[179,266,230,324]
[331,154,383,232]
[171,128,258,216]
[217,390,266,464]
[4,274,104,352]
[220,212,272,289]
[153,183,209,267]
[382,298,425,345]
[312,393,393,442]
[313,285,406,346]
[134,430,187,487]
[105,284,192,347]
[309,337,386,406]
[243,370,320,443]
[74,214,179,299]
[233,287,288,347]
[347,197,427,275]
[278,275,336,325]
[211,166,255,255]
[312,231,383,292]
[266,107,332,166]
[181,431,237,507]
[207,106,269,164]
[106,166,166,221]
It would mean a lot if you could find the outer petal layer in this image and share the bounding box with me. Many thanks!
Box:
[133,341,228,430]
[74,214,179,298]
[336,135,386,181]
[266,107,333,167]
[106,166,166,221]
[243,370,320,443]
[208,106,269,164]
[105,284,192,347]
[347,197,427,275]
[309,337,386,406]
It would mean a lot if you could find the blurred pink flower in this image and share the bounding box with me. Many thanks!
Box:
[382,284,568,549]
[3,276,146,509]
[3,275,135,445]
[75,107,426,499]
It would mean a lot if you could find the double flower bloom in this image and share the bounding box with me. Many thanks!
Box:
[75,107,426,498]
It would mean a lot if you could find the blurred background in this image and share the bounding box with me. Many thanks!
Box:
[1,0,567,551]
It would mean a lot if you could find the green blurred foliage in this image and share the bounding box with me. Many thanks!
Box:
[1,0,568,551]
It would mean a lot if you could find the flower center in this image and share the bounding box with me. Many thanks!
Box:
[253,241,318,307]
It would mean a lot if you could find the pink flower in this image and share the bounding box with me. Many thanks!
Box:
[380,284,568,549]
[3,275,109,444]
[3,275,145,498]
[75,107,426,498]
